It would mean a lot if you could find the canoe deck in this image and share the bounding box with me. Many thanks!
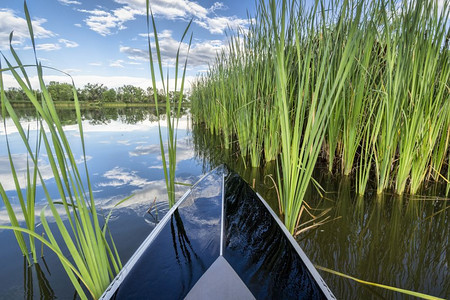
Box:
[101,165,335,299]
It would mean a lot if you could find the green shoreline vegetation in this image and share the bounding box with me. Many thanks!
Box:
[9,100,162,108]
[191,0,449,232]
[5,81,188,105]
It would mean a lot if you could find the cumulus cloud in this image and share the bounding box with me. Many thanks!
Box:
[129,144,160,157]
[120,32,223,67]
[0,9,54,49]
[78,6,141,36]
[79,0,248,36]
[76,155,93,164]
[194,15,248,35]
[115,0,208,19]
[119,46,147,61]
[0,9,79,51]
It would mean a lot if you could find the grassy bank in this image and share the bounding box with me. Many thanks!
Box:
[191,0,449,231]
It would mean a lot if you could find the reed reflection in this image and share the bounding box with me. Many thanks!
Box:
[302,184,449,299]
[23,258,55,300]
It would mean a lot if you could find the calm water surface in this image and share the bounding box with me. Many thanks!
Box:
[0,107,448,299]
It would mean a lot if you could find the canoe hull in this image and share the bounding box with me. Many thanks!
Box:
[101,165,335,299]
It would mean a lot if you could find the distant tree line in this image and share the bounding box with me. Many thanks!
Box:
[4,82,189,104]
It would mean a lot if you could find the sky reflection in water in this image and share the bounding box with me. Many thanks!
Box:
[0,110,203,224]
[0,108,448,299]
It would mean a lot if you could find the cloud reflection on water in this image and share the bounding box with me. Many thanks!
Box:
[98,166,151,188]
[0,154,54,192]
[0,113,201,227]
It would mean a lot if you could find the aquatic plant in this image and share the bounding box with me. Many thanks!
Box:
[190,0,449,198]
[271,0,363,233]
[146,0,192,207]
[0,2,121,299]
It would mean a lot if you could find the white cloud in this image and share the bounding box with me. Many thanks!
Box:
[110,59,125,67]
[76,155,92,164]
[0,9,55,49]
[22,39,79,51]
[209,2,227,12]
[142,29,173,39]
[74,23,82,27]
[119,0,210,19]
[63,68,82,74]
[94,178,192,217]
[129,144,160,157]
[78,6,141,36]
[58,0,82,5]
[59,38,79,48]
[30,43,62,51]
[119,46,147,61]
[127,61,142,65]
[121,32,223,67]
[79,0,248,36]
[194,15,249,34]
[0,9,79,51]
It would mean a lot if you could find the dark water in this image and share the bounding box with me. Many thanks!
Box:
[0,107,448,299]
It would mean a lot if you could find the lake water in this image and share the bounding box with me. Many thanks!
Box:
[0,107,448,299]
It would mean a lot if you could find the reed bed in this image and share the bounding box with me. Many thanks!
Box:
[191,0,449,218]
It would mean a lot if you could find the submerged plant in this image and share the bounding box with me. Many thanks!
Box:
[0,2,121,299]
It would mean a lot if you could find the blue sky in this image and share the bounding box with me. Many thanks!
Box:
[0,0,256,90]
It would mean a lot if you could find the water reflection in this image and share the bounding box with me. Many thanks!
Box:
[191,124,280,211]
[3,106,190,126]
[192,123,449,299]
[0,107,202,299]
[301,181,449,299]
[111,168,222,299]
[0,107,447,299]
[24,258,55,300]
[171,210,202,268]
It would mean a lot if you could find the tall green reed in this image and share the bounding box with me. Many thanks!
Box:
[393,0,449,195]
[191,3,280,167]
[191,0,449,198]
[146,0,192,207]
[0,2,121,299]
[271,0,361,233]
